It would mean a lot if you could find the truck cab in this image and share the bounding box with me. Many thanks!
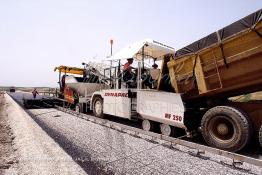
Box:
[9,86,15,93]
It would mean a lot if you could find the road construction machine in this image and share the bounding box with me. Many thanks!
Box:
[55,9,262,152]
[54,63,110,112]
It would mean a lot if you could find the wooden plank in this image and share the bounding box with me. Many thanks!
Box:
[167,60,179,92]
[194,55,207,94]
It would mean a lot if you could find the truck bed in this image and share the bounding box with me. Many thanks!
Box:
[167,9,262,101]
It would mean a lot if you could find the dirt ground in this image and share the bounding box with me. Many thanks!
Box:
[0,92,17,174]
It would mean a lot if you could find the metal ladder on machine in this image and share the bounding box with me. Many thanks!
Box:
[201,51,223,92]
[130,91,138,120]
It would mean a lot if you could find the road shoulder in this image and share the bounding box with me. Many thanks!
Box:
[3,93,87,175]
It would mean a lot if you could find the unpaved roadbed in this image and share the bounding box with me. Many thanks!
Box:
[3,93,86,175]
[28,107,262,175]
[0,93,18,175]
[5,91,262,174]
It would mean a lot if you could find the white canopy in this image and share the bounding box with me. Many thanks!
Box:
[106,38,174,61]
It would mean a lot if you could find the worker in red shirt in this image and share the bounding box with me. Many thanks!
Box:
[123,58,134,72]
[123,58,136,86]
[32,88,39,99]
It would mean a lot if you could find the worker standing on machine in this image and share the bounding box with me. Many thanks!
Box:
[123,58,136,86]
[123,58,134,73]
[32,88,39,99]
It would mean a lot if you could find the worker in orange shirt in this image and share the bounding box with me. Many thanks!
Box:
[123,58,136,86]
[123,58,134,72]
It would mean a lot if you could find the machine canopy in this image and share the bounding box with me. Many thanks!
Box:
[106,38,174,61]
[54,66,84,75]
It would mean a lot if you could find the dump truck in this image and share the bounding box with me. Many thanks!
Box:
[165,9,262,151]
[9,86,15,93]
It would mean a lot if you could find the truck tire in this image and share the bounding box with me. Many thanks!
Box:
[201,106,252,152]
[259,125,262,147]
[93,96,104,118]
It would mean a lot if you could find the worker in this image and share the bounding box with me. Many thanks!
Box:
[32,88,39,99]
[83,68,90,79]
[123,58,134,73]
[149,63,160,80]
[123,58,136,86]
[148,63,160,88]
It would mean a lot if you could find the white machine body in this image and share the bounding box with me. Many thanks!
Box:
[89,39,186,129]
[137,90,185,129]
[91,89,186,129]
[103,89,131,119]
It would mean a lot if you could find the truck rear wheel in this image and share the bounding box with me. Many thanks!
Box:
[201,106,252,152]
[93,96,104,118]
[259,125,262,147]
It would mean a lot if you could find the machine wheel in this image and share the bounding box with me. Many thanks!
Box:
[160,124,174,136]
[201,106,252,152]
[259,125,262,147]
[142,120,155,132]
[93,96,104,118]
[75,103,82,114]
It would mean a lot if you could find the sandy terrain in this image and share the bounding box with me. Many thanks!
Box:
[0,92,18,174]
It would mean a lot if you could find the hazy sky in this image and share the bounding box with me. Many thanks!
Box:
[0,0,261,87]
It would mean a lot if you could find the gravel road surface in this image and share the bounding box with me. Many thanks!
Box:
[6,91,262,174]
[26,107,261,175]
